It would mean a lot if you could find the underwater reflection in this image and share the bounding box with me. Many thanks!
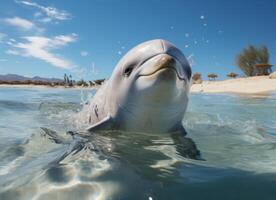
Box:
[0,129,203,200]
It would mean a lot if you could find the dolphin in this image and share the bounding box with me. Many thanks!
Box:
[78,39,192,136]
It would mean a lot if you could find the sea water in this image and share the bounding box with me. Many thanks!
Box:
[0,87,276,200]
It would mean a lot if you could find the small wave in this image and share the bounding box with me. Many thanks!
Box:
[0,100,38,111]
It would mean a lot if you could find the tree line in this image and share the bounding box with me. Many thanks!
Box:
[63,73,105,87]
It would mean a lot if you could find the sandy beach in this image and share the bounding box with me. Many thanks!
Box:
[190,76,276,94]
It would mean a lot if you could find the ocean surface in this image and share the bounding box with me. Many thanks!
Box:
[0,87,276,200]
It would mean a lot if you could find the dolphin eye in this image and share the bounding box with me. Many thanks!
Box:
[124,66,134,77]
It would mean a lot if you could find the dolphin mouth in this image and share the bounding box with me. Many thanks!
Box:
[139,66,178,77]
[137,54,186,80]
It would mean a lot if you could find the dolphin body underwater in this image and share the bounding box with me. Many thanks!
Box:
[44,39,199,159]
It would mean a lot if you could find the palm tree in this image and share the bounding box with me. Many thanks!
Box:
[64,73,68,84]
[69,74,73,86]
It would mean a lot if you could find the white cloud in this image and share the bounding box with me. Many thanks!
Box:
[7,33,77,69]
[34,12,42,17]
[5,38,17,46]
[16,0,71,21]
[80,51,88,57]
[3,17,34,30]
[6,49,20,55]
[39,17,52,23]
[0,32,7,43]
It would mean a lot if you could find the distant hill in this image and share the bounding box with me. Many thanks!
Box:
[0,74,63,83]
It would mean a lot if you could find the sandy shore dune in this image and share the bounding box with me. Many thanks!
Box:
[191,76,276,94]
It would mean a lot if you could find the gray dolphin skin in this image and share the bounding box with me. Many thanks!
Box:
[78,39,192,136]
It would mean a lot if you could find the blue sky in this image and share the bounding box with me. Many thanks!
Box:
[0,0,275,80]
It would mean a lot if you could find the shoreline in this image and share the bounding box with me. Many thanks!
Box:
[0,84,98,90]
[1,76,276,95]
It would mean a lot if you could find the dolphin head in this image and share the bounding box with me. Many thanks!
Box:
[109,39,192,132]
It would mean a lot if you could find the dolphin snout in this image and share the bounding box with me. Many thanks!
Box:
[159,39,192,80]
[138,54,186,81]
[156,54,176,69]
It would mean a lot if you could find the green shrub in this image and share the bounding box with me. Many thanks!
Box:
[236,45,271,76]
